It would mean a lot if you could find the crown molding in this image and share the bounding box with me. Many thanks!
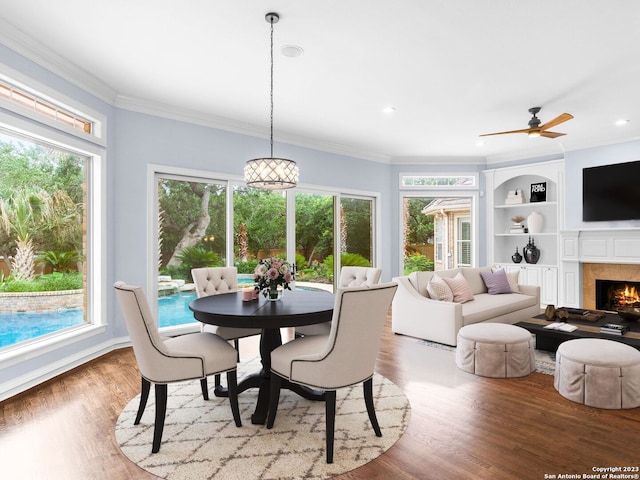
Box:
[115,94,392,164]
[0,18,117,105]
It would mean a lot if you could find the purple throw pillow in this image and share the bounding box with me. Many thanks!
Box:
[480,269,512,295]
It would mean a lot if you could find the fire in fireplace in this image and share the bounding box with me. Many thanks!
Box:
[595,279,640,311]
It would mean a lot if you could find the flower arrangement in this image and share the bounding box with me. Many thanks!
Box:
[254,257,295,299]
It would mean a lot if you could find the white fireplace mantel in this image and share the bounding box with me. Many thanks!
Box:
[560,229,640,307]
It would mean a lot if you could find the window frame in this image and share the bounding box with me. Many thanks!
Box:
[0,91,106,367]
[147,166,380,335]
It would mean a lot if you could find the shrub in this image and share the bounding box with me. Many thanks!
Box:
[323,253,371,277]
[37,250,80,272]
[235,260,259,274]
[175,247,221,281]
[403,254,434,274]
[0,272,82,292]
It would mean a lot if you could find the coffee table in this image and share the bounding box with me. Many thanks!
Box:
[516,311,640,352]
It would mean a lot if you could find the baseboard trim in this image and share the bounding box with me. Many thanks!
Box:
[0,336,132,402]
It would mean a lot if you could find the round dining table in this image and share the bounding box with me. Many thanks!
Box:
[189,288,334,424]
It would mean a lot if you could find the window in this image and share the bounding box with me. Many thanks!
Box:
[150,169,378,328]
[457,216,471,267]
[400,173,477,189]
[435,218,444,262]
[0,131,91,349]
[0,68,105,358]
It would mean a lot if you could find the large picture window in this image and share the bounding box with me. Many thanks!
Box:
[0,131,90,349]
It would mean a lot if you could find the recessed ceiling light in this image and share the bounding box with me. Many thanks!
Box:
[382,106,396,114]
[476,141,484,147]
[615,119,630,126]
[281,45,303,57]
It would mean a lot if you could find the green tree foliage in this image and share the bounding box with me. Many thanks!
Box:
[341,197,372,261]
[175,246,221,281]
[403,253,434,274]
[323,253,371,277]
[295,194,333,265]
[233,187,286,257]
[405,197,435,245]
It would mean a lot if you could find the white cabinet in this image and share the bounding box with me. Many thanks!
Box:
[485,160,564,307]
[497,264,558,306]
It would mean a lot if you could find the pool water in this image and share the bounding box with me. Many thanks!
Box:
[0,280,324,348]
[0,309,85,348]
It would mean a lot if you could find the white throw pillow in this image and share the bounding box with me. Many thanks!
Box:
[426,274,454,302]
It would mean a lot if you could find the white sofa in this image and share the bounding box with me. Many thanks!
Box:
[391,267,540,346]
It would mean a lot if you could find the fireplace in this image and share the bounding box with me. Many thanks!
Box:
[595,279,640,311]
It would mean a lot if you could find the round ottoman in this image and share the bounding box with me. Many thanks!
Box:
[456,323,535,378]
[554,338,640,409]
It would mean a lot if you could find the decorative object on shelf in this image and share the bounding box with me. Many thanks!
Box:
[511,247,523,263]
[244,12,299,190]
[523,236,540,264]
[530,182,547,202]
[617,306,640,322]
[527,211,543,234]
[505,189,525,204]
[544,304,556,321]
[510,215,526,234]
[254,256,295,301]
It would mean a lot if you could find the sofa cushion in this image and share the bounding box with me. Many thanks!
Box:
[461,292,538,325]
[461,266,492,295]
[426,274,454,302]
[480,269,512,295]
[443,272,474,303]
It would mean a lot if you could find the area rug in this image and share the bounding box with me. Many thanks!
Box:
[418,337,557,375]
[115,358,410,480]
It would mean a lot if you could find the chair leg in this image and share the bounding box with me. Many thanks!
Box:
[226,370,242,427]
[134,377,151,425]
[200,378,209,401]
[266,373,282,429]
[234,338,240,362]
[151,383,168,453]
[214,373,221,389]
[325,390,337,464]
[363,378,382,437]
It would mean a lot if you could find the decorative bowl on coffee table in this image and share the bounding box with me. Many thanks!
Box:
[617,306,640,322]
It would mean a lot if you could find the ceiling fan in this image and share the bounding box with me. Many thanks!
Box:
[480,107,574,138]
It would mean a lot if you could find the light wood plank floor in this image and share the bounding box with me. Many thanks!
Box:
[1,318,639,480]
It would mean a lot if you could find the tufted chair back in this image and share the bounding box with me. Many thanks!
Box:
[338,266,382,288]
[192,267,239,297]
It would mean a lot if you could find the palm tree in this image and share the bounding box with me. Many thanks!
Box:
[0,189,57,280]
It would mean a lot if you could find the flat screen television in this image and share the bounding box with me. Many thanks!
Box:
[583,160,640,222]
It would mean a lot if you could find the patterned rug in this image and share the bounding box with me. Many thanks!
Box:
[115,358,410,480]
[418,337,557,375]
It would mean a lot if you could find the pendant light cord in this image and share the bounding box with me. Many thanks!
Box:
[270,17,274,158]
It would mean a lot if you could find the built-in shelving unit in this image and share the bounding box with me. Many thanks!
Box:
[483,160,564,306]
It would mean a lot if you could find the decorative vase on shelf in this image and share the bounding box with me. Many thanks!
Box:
[523,236,540,264]
[527,211,543,234]
[511,247,523,263]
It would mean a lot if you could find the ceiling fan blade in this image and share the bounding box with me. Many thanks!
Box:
[539,131,566,138]
[539,113,573,131]
[479,128,530,137]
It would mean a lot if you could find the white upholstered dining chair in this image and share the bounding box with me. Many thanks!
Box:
[266,282,398,463]
[114,281,241,453]
[295,266,382,337]
[191,267,261,381]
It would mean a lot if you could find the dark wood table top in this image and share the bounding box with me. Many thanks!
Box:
[516,311,640,351]
[189,289,335,329]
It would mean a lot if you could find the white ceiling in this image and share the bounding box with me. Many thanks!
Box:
[1,0,639,164]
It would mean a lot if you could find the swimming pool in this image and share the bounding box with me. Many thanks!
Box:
[0,282,327,348]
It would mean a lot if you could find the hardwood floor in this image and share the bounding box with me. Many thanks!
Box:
[1,319,639,480]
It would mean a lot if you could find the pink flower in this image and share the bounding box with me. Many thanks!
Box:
[267,268,279,280]
[284,271,293,283]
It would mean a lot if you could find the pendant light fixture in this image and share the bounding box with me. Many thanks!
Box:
[244,12,299,190]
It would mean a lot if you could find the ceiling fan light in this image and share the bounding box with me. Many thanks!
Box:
[528,130,541,138]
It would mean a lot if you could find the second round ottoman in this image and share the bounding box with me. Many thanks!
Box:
[456,323,536,378]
